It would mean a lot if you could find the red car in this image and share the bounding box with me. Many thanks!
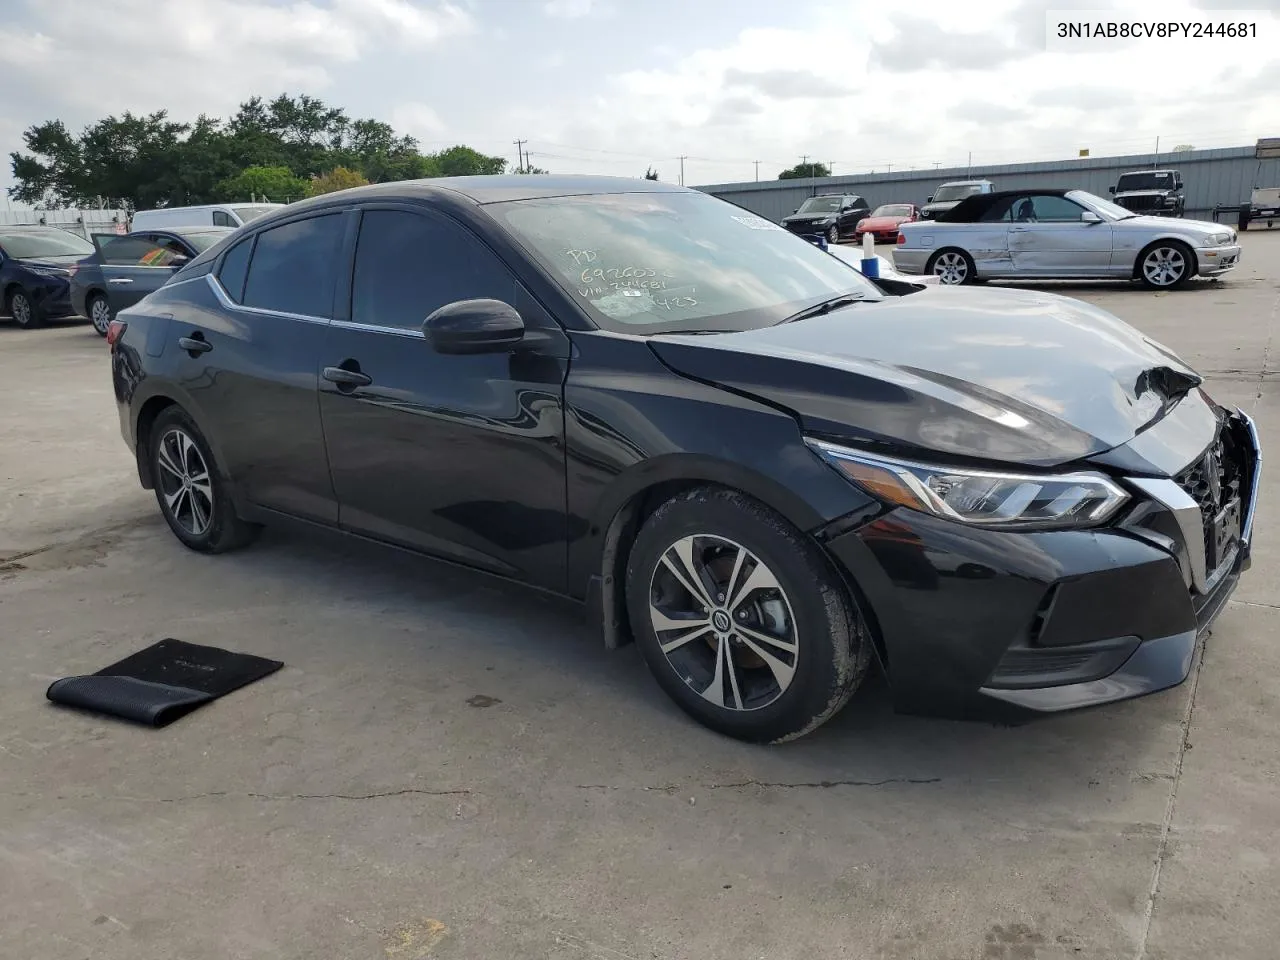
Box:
[853,203,921,243]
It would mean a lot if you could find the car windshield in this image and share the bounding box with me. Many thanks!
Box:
[182,232,231,252]
[0,229,95,258]
[797,196,843,214]
[933,184,985,202]
[872,204,913,217]
[1116,172,1173,191]
[1068,190,1139,220]
[489,191,880,335]
[229,205,277,223]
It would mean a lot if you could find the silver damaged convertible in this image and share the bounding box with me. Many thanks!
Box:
[893,189,1241,288]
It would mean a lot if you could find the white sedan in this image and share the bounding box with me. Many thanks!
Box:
[892,188,1241,288]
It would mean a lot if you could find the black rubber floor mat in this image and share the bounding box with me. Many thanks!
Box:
[47,639,283,727]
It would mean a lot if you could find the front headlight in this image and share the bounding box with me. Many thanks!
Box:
[807,439,1129,529]
[1204,232,1233,246]
[28,265,72,277]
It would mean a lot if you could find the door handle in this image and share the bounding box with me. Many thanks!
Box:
[107,278,134,284]
[323,366,373,388]
[177,336,212,355]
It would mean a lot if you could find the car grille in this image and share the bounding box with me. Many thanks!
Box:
[1118,196,1160,212]
[1174,425,1244,576]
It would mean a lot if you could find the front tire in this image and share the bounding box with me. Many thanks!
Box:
[7,288,42,328]
[827,224,840,244]
[625,487,872,743]
[87,293,113,336]
[149,406,260,553]
[927,248,976,285]
[1138,240,1193,289]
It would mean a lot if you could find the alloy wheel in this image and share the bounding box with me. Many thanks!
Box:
[648,534,798,711]
[1142,246,1186,287]
[827,225,839,244]
[89,296,112,335]
[155,427,214,537]
[932,251,968,284]
[11,292,32,326]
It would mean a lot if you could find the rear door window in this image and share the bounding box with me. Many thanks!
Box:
[241,214,345,318]
[212,210,237,227]
[216,236,253,302]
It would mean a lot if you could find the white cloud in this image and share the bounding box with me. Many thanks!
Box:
[543,0,595,17]
[390,102,449,141]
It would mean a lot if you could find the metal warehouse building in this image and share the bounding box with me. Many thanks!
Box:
[696,145,1279,224]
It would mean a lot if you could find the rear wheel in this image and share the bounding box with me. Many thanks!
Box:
[149,406,260,553]
[927,248,976,285]
[625,487,872,743]
[87,293,112,336]
[1138,241,1193,289]
[7,288,42,329]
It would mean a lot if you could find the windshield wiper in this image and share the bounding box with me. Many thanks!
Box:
[776,294,864,325]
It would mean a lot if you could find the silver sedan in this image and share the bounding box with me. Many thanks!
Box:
[893,189,1241,288]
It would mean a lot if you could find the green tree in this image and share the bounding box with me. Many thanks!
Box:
[428,145,507,177]
[644,167,659,180]
[778,161,831,180]
[217,165,307,202]
[514,165,550,175]
[305,166,370,197]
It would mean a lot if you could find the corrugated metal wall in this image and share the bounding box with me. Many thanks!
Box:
[696,146,1280,223]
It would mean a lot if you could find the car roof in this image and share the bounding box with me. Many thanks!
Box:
[314,174,685,207]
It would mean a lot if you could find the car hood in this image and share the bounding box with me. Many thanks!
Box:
[1115,189,1174,198]
[783,213,835,223]
[648,286,1202,467]
[1117,214,1224,235]
[858,216,906,229]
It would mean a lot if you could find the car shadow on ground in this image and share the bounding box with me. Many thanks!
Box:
[216,522,1180,811]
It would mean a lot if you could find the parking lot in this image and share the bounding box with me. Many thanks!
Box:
[2,232,1278,960]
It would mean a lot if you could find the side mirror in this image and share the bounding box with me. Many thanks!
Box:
[1108,185,1116,194]
[926,195,934,203]
[169,255,190,268]
[1081,211,1103,224]
[424,298,525,354]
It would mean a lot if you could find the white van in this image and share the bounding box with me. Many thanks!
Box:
[130,203,285,232]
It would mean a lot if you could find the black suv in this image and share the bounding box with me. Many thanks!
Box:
[780,194,870,243]
[1109,169,1185,217]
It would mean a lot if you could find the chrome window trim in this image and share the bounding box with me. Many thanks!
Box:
[204,273,329,325]
[330,318,424,340]
[1237,408,1263,547]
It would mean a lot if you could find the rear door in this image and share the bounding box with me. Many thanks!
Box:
[1008,194,1114,276]
[92,234,189,311]
[168,212,348,523]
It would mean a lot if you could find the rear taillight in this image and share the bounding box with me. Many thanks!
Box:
[896,233,906,245]
[106,320,127,348]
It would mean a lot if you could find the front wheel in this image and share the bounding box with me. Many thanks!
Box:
[827,224,840,244]
[1138,241,1193,289]
[625,487,872,743]
[87,293,113,336]
[927,248,976,285]
[7,288,42,328]
[149,406,260,553]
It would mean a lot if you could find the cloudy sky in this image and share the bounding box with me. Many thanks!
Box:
[1,0,1277,195]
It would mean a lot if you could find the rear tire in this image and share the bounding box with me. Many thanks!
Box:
[625,487,872,743]
[87,293,112,337]
[149,406,260,553]
[7,288,42,329]
[927,248,977,285]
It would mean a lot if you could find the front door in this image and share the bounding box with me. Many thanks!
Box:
[1008,194,1114,276]
[318,205,571,592]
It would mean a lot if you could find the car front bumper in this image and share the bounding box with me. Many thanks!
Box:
[27,276,77,319]
[1197,242,1242,276]
[819,409,1260,719]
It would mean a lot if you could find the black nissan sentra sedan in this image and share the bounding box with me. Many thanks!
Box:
[107,176,1262,743]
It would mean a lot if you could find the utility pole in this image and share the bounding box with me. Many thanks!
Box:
[678,155,687,186]
[1153,135,1160,168]
[753,160,760,181]
[967,151,972,175]
[512,139,527,174]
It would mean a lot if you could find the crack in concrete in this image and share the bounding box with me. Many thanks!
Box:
[1133,637,1208,960]
[577,777,941,792]
[1231,598,1280,611]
